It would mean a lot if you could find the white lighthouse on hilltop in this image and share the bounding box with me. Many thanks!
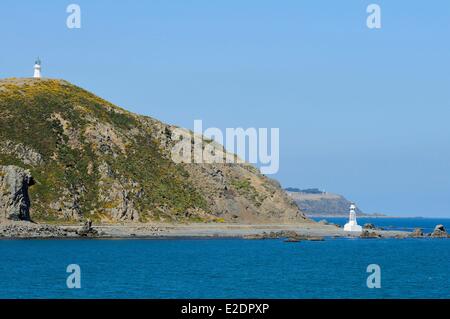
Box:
[33,58,41,78]
[344,204,363,232]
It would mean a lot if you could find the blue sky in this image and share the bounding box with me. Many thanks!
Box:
[1,1,449,216]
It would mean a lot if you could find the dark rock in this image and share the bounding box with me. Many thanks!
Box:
[245,230,323,241]
[430,225,448,238]
[409,228,424,238]
[362,223,385,231]
[360,230,382,239]
[76,219,98,237]
[0,165,35,221]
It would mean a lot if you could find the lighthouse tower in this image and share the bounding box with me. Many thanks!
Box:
[33,58,41,78]
[344,204,363,232]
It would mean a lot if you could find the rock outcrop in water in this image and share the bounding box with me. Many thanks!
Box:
[430,225,448,238]
[0,165,35,221]
[409,228,424,238]
[360,230,381,239]
[243,231,324,241]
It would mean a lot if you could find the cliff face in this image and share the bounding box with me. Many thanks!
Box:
[0,165,34,221]
[0,78,305,224]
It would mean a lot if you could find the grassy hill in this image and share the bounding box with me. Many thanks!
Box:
[0,78,305,224]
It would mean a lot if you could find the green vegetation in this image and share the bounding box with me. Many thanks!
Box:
[0,79,209,222]
[231,177,265,207]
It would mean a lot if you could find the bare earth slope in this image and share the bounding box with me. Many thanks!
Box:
[0,78,306,224]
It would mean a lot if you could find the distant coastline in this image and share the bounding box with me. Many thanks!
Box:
[286,187,386,218]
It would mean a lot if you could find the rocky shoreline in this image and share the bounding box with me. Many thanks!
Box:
[0,221,448,240]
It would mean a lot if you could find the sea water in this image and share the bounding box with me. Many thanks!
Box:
[0,218,449,299]
[310,217,450,233]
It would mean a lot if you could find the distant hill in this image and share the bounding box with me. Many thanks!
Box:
[286,188,385,217]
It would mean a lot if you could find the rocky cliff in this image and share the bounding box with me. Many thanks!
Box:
[0,165,34,221]
[0,78,305,224]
